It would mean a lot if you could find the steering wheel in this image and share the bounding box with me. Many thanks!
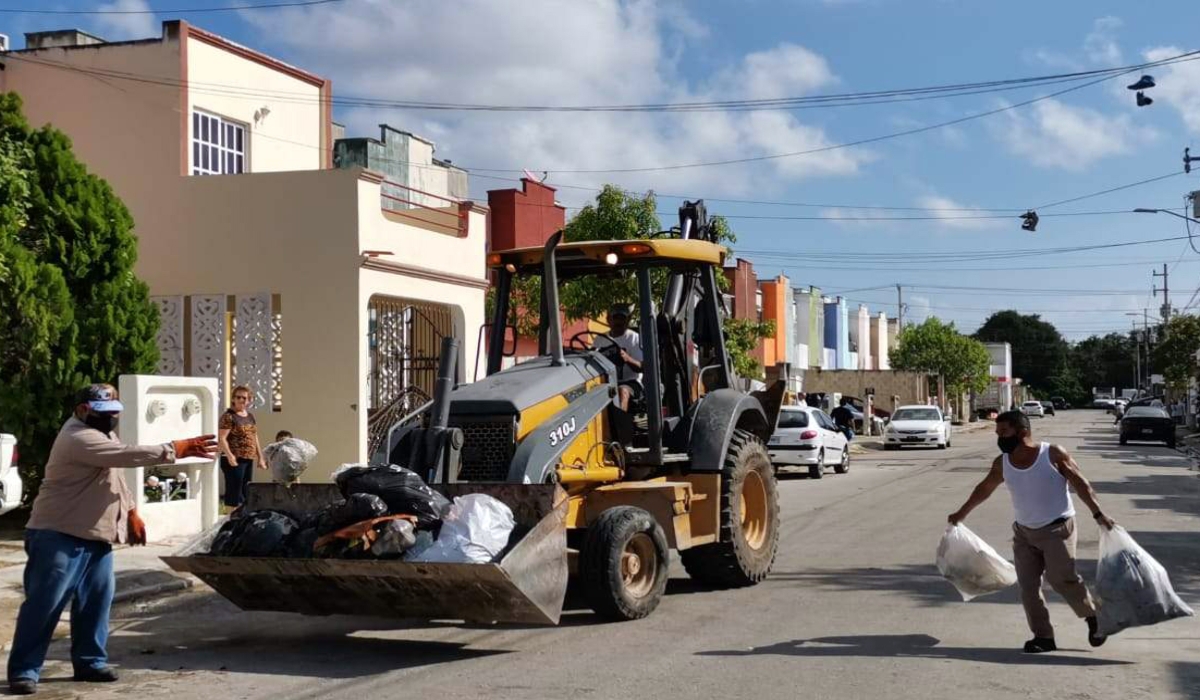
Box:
[569,331,626,367]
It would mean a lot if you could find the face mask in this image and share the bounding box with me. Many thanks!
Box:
[84,412,119,435]
[997,435,1022,454]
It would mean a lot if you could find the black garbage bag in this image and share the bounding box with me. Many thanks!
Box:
[284,527,320,558]
[335,464,449,528]
[209,510,299,557]
[306,493,389,536]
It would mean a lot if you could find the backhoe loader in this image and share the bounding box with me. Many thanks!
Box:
[165,201,784,623]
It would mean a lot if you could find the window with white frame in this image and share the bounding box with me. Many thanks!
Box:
[192,111,246,176]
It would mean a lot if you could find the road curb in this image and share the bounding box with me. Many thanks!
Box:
[113,577,193,604]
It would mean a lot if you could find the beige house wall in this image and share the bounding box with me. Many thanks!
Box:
[0,37,184,214]
[185,34,324,173]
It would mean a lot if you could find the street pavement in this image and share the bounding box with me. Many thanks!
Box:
[12,409,1200,699]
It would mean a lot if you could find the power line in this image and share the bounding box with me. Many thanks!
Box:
[1036,171,1187,210]
[0,0,342,14]
[7,47,1198,175]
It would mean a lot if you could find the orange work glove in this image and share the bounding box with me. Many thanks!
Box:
[128,508,147,546]
[173,435,219,460]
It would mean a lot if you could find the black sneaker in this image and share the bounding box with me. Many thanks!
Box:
[1086,616,1108,648]
[1023,637,1057,653]
[8,679,37,695]
[73,666,119,683]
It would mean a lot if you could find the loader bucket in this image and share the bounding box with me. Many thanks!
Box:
[162,483,568,625]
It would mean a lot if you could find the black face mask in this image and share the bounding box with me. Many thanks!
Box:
[84,413,119,435]
[997,435,1023,454]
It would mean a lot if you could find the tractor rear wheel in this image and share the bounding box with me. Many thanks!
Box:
[681,429,780,588]
[580,506,669,621]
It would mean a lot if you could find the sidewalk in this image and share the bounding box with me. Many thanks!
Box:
[0,537,193,649]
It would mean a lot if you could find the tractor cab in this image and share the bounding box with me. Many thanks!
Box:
[481,202,782,472]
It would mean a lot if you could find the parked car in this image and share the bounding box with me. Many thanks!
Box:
[884,405,951,450]
[0,434,24,516]
[1119,406,1176,448]
[1050,396,1070,410]
[1040,401,1056,416]
[1091,398,1116,409]
[768,405,850,479]
[1022,400,1045,418]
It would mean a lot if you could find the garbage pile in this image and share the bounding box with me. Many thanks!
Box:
[206,464,516,564]
[263,437,319,485]
[936,523,1018,601]
[1095,525,1194,636]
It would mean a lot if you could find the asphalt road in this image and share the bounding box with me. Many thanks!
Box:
[22,410,1200,700]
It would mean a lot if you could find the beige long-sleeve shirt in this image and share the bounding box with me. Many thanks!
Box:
[27,417,175,544]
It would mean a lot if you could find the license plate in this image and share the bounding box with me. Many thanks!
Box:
[904,436,922,442]
[1142,428,1155,434]
[769,437,781,445]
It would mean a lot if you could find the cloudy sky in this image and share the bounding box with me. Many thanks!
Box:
[7,0,1200,339]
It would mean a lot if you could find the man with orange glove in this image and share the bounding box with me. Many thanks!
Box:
[7,384,217,695]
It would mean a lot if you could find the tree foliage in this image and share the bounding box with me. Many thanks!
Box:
[489,185,771,378]
[1070,332,1135,400]
[973,310,1068,391]
[1153,314,1200,391]
[0,93,159,501]
[891,317,991,394]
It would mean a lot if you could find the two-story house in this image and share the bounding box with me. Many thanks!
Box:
[0,22,487,479]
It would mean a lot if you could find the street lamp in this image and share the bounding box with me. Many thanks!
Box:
[1132,208,1200,225]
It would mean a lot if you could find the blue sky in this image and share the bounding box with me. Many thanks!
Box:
[7,0,1200,339]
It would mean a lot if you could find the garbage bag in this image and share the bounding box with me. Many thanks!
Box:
[936,523,1018,601]
[403,530,436,562]
[263,437,318,485]
[209,510,299,557]
[371,519,418,559]
[408,494,515,564]
[307,493,389,536]
[284,527,320,558]
[1095,526,1194,636]
[335,464,449,528]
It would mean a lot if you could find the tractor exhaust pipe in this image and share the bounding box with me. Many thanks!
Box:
[430,336,459,432]
[543,231,565,367]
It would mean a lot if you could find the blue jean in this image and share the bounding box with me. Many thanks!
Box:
[8,529,114,682]
[221,456,254,507]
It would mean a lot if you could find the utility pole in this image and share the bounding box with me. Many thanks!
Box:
[896,284,904,331]
[1154,264,1171,323]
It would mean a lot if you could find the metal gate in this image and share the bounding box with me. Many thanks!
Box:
[366,296,454,457]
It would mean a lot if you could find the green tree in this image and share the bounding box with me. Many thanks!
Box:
[891,317,991,396]
[973,311,1068,391]
[490,185,772,378]
[0,93,159,501]
[1153,314,1200,391]
[1070,333,1135,398]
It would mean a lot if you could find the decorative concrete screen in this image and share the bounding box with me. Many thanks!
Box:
[117,375,220,543]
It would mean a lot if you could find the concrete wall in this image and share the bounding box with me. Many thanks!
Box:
[794,287,823,369]
[801,369,930,412]
[760,276,789,370]
[824,297,850,369]
[853,305,871,369]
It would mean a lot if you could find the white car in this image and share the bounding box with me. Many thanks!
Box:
[884,405,952,450]
[767,405,850,479]
[0,434,23,516]
[1022,400,1046,418]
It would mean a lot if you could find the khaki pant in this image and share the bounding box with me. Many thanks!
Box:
[1012,517,1096,639]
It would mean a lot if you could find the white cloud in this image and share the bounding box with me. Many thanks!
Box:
[1143,46,1200,135]
[246,0,867,202]
[991,98,1155,171]
[1083,16,1123,66]
[914,195,994,231]
[93,0,158,41]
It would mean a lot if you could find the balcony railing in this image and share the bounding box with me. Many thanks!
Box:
[379,178,469,237]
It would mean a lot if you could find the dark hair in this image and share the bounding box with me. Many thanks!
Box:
[996,410,1030,432]
[275,430,293,441]
[840,397,851,406]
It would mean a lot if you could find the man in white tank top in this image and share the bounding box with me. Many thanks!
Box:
[948,410,1116,653]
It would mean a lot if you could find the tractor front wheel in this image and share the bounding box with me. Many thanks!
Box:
[681,429,780,588]
[580,506,670,621]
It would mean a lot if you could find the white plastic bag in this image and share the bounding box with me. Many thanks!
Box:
[408,494,515,564]
[1095,526,1194,636]
[936,523,1018,601]
[262,438,318,485]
